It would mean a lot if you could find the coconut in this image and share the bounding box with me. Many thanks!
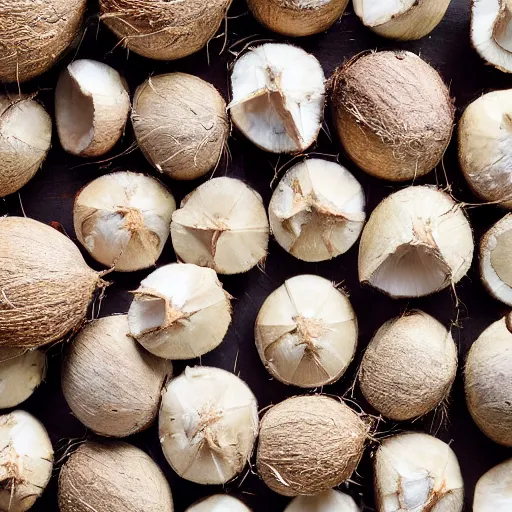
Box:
[74,171,176,272]
[257,395,367,496]
[0,0,86,83]
[374,432,464,512]
[58,440,173,512]
[247,0,349,37]
[358,186,474,298]
[359,310,457,421]
[269,158,366,262]
[0,349,45,409]
[187,495,251,512]
[472,0,512,73]
[285,490,360,512]
[128,263,232,360]
[465,314,512,446]
[0,95,52,198]
[474,458,512,511]
[62,314,171,437]
[459,89,512,207]
[159,366,258,485]
[0,410,53,511]
[132,73,229,180]
[353,0,452,40]
[55,59,130,158]
[255,274,358,388]
[99,0,232,60]
[0,217,102,349]
[229,43,325,154]
[331,51,454,181]
[171,177,269,275]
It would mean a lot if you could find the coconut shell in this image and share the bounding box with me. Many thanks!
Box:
[62,315,172,437]
[331,50,454,181]
[248,0,349,37]
[132,73,228,181]
[285,490,360,512]
[465,315,512,446]
[474,458,512,511]
[0,217,101,349]
[99,0,232,60]
[0,95,52,198]
[359,311,457,421]
[0,0,86,83]
[58,440,173,512]
[256,395,368,496]
[187,495,251,512]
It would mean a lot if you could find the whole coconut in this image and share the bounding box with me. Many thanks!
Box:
[100,0,232,60]
[474,458,512,511]
[132,73,228,180]
[0,217,101,349]
[331,51,454,181]
[0,0,87,83]
[257,395,368,496]
[58,441,173,512]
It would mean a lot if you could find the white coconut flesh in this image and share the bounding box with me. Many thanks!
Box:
[472,0,512,72]
[358,186,474,298]
[285,490,360,512]
[353,0,416,26]
[56,59,130,157]
[229,43,325,154]
[474,458,512,511]
[74,171,175,272]
[159,366,258,485]
[269,159,366,262]
[128,263,232,360]
[187,495,251,512]
[255,275,358,388]
[374,432,464,512]
[481,214,512,305]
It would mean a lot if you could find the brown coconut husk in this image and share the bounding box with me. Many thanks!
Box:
[0,217,102,349]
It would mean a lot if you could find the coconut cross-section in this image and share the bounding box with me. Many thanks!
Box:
[229,43,325,154]
[255,275,358,388]
[358,186,474,298]
[159,366,258,485]
[128,263,232,360]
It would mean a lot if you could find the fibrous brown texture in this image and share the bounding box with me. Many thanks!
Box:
[331,50,454,181]
[0,217,101,349]
[99,0,232,60]
[0,0,87,83]
[58,441,173,512]
[0,95,52,198]
[132,73,228,180]
[61,315,172,437]
[465,315,512,446]
[256,395,368,496]
[359,310,457,421]
[247,0,349,37]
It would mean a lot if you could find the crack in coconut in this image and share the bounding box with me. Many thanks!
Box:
[472,0,512,72]
[229,43,325,154]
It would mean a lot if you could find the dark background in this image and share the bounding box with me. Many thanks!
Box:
[1,0,512,510]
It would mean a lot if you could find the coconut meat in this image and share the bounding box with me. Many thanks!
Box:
[353,0,416,26]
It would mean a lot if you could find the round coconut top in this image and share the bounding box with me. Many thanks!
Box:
[284,489,360,511]
[474,458,512,511]
[186,495,252,512]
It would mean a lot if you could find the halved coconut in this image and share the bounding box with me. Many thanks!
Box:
[474,458,512,511]
[358,186,474,298]
[353,0,451,40]
[472,0,512,72]
[229,43,325,154]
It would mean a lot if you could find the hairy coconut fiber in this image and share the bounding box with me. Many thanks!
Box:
[359,310,457,421]
[0,0,87,83]
[99,0,232,60]
[0,410,53,512]
[257,395,368,496]
[474,458,512,511]
[132,73,228,180]
[0,95,51,198]
[58,441,173,512]
[187,495,251,512]
[62,315,172,437]
[0,217,102,349]
[465,314,512,446]
[331,51,454,181]
[248,0,349,37]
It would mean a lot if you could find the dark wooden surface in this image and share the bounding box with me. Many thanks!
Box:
[1,0,512,510]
